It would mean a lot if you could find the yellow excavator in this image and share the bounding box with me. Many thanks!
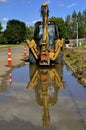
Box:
[26,3,64,65]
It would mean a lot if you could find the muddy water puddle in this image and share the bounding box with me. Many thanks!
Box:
[0,62,86,130]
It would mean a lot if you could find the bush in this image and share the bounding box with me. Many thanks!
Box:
[66,53,71,58]
[0,33,7,44]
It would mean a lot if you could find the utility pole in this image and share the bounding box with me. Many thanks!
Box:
[76,22,78,47]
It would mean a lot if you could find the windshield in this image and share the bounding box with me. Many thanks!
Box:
[39,24,55,46]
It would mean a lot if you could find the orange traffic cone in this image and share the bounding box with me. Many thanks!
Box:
[8,73,12,87]
[24,44,27,56]
[8,46,12,67]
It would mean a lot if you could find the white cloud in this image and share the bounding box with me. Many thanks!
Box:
[2,24,6,27]
[0,0,8,2]
[67,3,76,8]
[26,20,40,26]
[2,24,6,30]
[3,17,8,21]
[2,17,8,30]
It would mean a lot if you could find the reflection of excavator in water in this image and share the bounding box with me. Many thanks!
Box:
[27,64,64,127]
[26,3,64,65]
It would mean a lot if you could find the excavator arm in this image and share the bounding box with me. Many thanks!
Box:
[41,3,49,44]
[49,39,64,61]
[26,3,64,65]
[26,39,39,60]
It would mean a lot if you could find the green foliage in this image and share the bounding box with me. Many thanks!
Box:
[0,22,7,44]
[26,26,34,40]
[49,17,67,39]
[4,19,27,44]
[0,19,34,44]
[65,9,86,39]
[0,22,2,32]
[65,53,71,58]
[0,32,7,44]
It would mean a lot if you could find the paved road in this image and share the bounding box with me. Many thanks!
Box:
[0,46,29,86]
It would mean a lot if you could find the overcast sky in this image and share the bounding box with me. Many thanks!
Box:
[0,0,86,30]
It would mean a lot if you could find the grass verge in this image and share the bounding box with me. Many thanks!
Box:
[64,47,86,86]
[0,43,25,50]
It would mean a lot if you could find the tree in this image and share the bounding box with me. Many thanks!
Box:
[65,15,72,39]
[82,10,86,38]
[0,22,2,32]
[65,10,86,39]
[0,22,7,44]
[4,19,27,44]
[26,26,34,40]
[49,17,67,38]
[0,32,7,44]
[72,10,77,21]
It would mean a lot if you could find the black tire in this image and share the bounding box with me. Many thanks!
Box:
[29,50,36,64]
[55,50,63,64]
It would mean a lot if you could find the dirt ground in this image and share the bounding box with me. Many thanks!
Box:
[64,47,86,86]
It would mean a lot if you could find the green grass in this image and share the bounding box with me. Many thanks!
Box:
[0,43,25,50]
[64,48,86,71]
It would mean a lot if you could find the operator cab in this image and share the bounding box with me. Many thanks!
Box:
[34,21,59,47]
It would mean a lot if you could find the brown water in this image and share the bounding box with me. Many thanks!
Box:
[0,62,86,130]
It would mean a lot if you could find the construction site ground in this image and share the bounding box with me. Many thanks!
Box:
[64,47,86,86]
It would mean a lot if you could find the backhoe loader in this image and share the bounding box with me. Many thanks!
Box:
[26,3,64,65]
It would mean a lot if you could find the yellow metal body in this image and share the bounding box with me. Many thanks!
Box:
[41,3,48,44]
[26,39,39,60]
[26,3,64,65]
[26,38,64,61]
